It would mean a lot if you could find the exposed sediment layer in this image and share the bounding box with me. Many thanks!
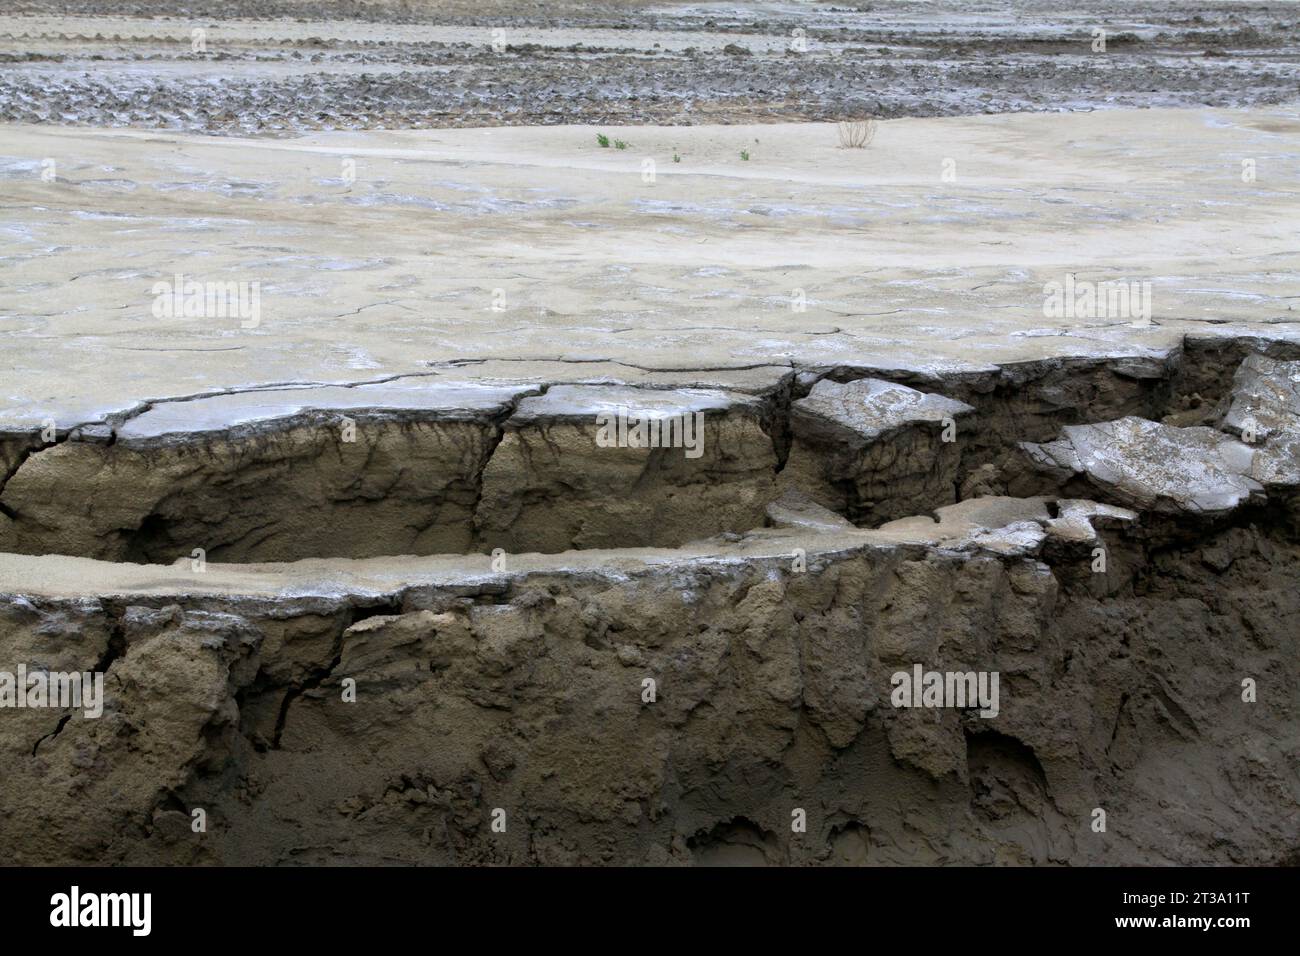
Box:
[2,331,1296,562]
[1,490,1296,865]
[0,380,539,562]
[476,384,779,553]
[1,336,1298,865]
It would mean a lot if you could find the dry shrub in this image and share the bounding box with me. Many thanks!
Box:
[837,118,877,149]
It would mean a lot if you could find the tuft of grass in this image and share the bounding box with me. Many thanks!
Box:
[672,153,681,163]
[740,149,750,161]
[614,139,629,150]
[596,133,610,148]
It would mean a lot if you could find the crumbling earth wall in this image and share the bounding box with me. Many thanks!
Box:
[1,333,1298,865]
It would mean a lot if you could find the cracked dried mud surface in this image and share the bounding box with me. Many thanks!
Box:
[2,2,1299,868]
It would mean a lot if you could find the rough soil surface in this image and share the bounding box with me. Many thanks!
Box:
[2,1,1298,132]
[2,330,1299,865]
[2,455,1297,865]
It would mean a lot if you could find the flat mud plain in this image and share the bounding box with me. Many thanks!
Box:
[1,1,1299,866]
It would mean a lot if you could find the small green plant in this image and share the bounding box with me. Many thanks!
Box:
[596,133,610,148]
[740,149,750,161]
[614,139,628,150]
[673,153,681,163]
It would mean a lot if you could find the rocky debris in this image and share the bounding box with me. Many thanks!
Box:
[0,380,538,563]
[876,494,1137,559]
[1218,354,1300,488]
[1009,417,1266,519]
[765,488,854,533]
[476,384,778,553]
[782,378,974,525]
[1046,498,1140,543]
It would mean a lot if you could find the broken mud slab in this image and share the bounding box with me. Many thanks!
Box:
[1218,354,1300,492]
[782,377,974,525]
[1011,418,1265,518]
[0,379,540,562]
[765,488,855,534]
